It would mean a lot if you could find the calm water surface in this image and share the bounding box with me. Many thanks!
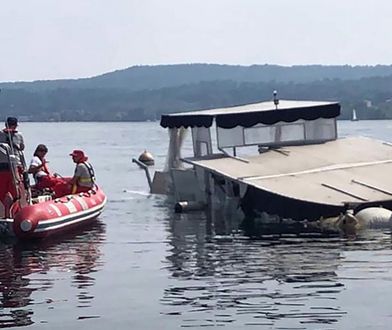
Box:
[1,120,392,329]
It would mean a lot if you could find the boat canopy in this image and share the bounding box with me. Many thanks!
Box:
[160,100,340,129]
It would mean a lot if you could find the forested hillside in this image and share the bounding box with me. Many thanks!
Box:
[0,64,391,121]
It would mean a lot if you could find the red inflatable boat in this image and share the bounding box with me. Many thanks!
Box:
[0,143,106,239]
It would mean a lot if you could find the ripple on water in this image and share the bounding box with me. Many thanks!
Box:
[160,213,392,328]
[0,221,106,327]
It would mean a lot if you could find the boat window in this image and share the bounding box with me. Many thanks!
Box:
[216,118,337,149]
[244,125,276,145]
[216,125,244,148]
[197,142,209,157]
[304,119,336,140]
[280,123,305,141]
[191,127,213,157]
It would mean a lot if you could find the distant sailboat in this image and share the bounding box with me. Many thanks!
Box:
[351,109,358,121]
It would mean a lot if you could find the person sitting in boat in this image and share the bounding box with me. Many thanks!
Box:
[28,144,66,193]
[53,149,96,197]
[68,149,95,193]
[0,117,26,168]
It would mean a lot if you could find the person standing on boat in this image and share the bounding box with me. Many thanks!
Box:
[0,117,29,205]
[0,117,26,168]
[28,144,66,192]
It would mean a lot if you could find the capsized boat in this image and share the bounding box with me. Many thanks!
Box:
[0,143,106,239]
[140,96,392,222]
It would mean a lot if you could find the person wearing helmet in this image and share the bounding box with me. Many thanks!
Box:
[68,150,95,194]
[52,149,96,197]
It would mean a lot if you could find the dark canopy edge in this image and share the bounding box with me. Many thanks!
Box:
[216,104,340,129]
[160,114,213,128]
[160,103,340,129]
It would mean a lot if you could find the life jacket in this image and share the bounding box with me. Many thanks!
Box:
[2,129,19,150]
[80,162,95,184]
[0,129,25,171]
[72,162,95,194]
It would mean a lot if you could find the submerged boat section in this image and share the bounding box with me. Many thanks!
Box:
[143,97,392,223]
[184,136,392,220]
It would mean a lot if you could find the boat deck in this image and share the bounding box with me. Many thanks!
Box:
[183,136,392,207]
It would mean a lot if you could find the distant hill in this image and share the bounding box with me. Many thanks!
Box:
[2,64,392,91]
[0,64,392,121]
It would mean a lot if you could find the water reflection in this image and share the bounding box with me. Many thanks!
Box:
[162,208,392,328]
[0,221,106,328]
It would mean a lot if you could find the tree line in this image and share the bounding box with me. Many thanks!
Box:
[0,64,391,121]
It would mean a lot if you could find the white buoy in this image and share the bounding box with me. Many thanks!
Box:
[355,207,392,228]
[138,150,154,166]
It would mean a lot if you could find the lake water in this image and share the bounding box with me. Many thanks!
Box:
[1,120,392,329]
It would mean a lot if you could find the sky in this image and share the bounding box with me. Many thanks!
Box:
[1,0,391,82]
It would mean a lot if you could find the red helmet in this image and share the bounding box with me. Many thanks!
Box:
[69,150,88,162]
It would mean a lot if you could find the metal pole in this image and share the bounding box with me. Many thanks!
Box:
[132,158,152,191]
